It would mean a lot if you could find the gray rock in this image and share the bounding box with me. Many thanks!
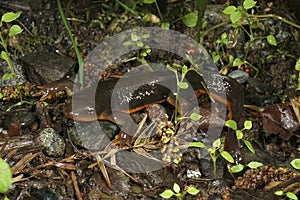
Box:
[36,128,65,157]
[228,70,249,84]
[19,52,76,85]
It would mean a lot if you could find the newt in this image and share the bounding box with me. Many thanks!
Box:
[37,70,244,159]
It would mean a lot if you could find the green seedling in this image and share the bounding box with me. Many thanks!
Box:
[0,158,12,200]
[190,137,234,178]
[123,32,152,66]
[167,64,203,123]
[0,12,23,99]
[229,161,263,173]
[291,148,300,170]
[223,0,277,45]
[57,0,84,87]
[274,190,298,200]
[225,119,255,153]
[160,183,199,200]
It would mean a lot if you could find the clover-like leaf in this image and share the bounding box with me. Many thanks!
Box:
[221,151,234,163]
[190,113,202,121]
[267,35,277,46]
[223,6,237,14]
[186,186,200,195]
[244,120,252,130]
[291,158,300,170]
[225,120,237,130]
[0,158,12,193]
[244,139,255,153]
[243,0,256,10]
[1,12,21,23]
[183,12,198,28]
[173,183,180,194]
[285,192,298,200]
[9,24,23,37]
[229,164,244,173]
[160,189,175,198]
[247,161,263,169]
[178,81,188,89]
[189,142,206,148]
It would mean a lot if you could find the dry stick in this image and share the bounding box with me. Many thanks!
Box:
[71,171,83,200]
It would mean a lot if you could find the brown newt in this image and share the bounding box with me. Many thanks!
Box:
[38,70,244,158]
[36,79,75,101]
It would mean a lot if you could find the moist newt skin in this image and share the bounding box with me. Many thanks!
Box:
[39,70,244,161]
[64,70,244,123]
[36,79,75,101]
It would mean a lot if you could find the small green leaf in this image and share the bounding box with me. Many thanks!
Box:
[244,139,255,153]
[2,73,13,81]
[0,158,12,193]
[161,22,170,29]
[221,32,227,40]
[291,158,300,170]
[228,55,234,64]
[225,120,237,130]
[285,192,298,200]
[213,138,221,148]
[189,141,206,148]
[131,33,139,42]
[8,24,23,37]
[221,151,234,163]
[212,52,220,63]
[160,189,175,198]
[223,6,237,14]
[182,65,188,75]
[0,51,9,62]
[186,186,199,195]
[1,12,21,23]
[183,12,198,28]
[178,81,188,89]
[0,93,3,99]
[141,34,150,39]
[274,190,284,196]
[230,11,242,23]
[173,183,180,194]
[247,161,263,169]
[123,41,133,46]
[143,0,155,4]
[236,130,243,140]
[190,113,202,121]
[136,40,143,47]
[233,58,242,67]
[244,120,252,130]
[243,0,256,10]
[267,35,277,46]
[229,164,244,173]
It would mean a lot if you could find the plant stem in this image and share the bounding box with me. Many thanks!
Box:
[57,0,84,87]
[195,0,208,43]
[250,14,300,29]
[115,0,139,16]
[0,33,22,100]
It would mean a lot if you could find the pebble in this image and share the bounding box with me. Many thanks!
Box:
[36,128,65,157]
[228,70,249,84]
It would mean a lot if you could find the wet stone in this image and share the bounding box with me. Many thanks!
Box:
[228,70,249,84]
[36,128,65,157]
[68,120,119,151]
[19,52,76,85]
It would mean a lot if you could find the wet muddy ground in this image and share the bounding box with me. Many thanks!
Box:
[0,0,300,199]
